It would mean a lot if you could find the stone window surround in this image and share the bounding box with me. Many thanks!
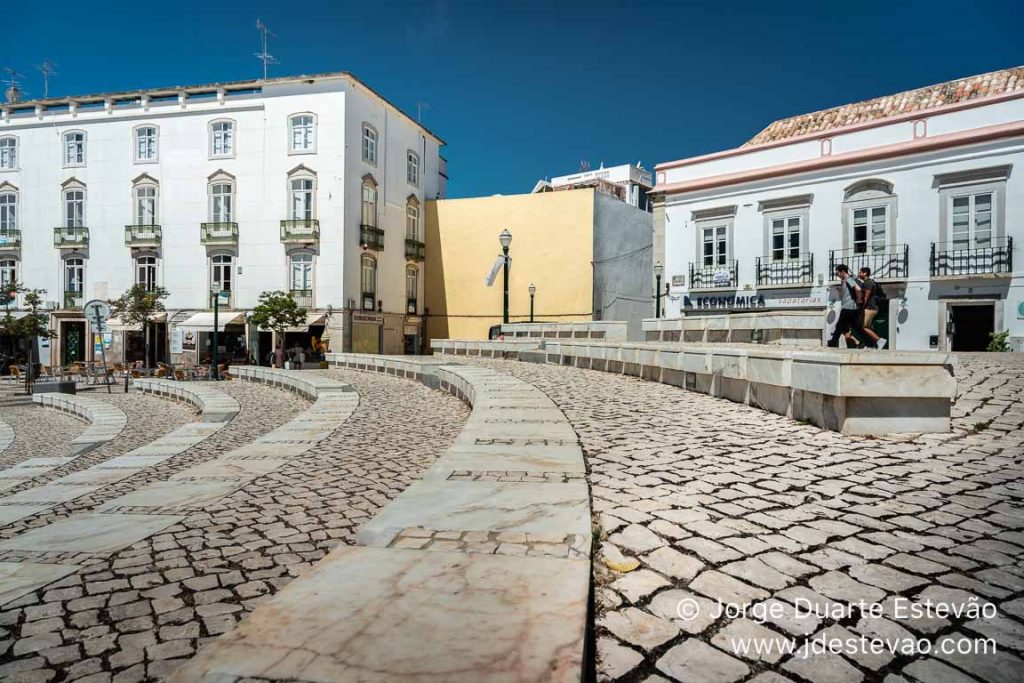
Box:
[63,130,87,168]
[207,170,237,224]
[61,177,87,228]
[841,180,898,251]
[209,118,237,160]
[131,173,160,225]
[362,123,379,165]
[287,112,317,155]
[690,205,737,267]
[286,165,317,221]
[934,165,1010,244]
[132,123,160,165]
[757,195,812,260]
[287,249,316,295]
[0,134,18,172]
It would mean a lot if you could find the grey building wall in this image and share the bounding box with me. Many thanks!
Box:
[592,192,654,340]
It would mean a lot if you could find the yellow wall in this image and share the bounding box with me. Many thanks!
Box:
[425,190,595,341]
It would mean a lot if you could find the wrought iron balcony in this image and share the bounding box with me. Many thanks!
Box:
[125,224,162,248]
[755,253,814,286]
[280,219,320,243]
[289,289,313,308]
[405,238,426,261]
[0,228,20,252]
[829,245,909,281]
[201,222,239,245]
[930,237,1012,277]
[63,290,84,309]
[689,261,738,289]
[53,226,89,249]
[360,225,385,251]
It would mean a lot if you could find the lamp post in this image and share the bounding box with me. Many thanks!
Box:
[499,229,512,324]
[528,283,536,323]
[654,261,664,318]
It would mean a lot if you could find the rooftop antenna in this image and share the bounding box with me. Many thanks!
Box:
[416,100,430,122]
[579,160,590,172]
[254,19,279,80]
[35,60,58,98]
[2,67,23,104]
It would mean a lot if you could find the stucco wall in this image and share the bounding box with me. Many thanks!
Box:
[592,192,653,339]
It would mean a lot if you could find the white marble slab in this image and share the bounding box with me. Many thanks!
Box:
[0,478,29,491]
[0,505,50,526]
[0,561,82,607]
[172,459,287,480]
[56,468,143,485]
[4,483,102,504]
[97,480,240,511]
[0,513,183,553]
[95,455,172,469]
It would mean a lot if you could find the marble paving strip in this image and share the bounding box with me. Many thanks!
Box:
[31,393,128,457]
[133,378,241,422]
[0,417,13,454]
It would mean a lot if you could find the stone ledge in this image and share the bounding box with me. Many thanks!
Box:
[231,366,355,402]
[132,378,241,423]
[502,320,628,342]
[31,394,128,456]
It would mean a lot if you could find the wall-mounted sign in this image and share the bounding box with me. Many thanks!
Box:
[684,295,767,310]
[352,312,384,325]
[671,275,686,287]
[1018,301,1024,319]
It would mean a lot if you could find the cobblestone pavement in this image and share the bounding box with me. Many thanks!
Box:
[0,407,87,470]
[0,370,467,681]
[457,353,1024,683]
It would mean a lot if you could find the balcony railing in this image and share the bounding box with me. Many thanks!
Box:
[201,222,239,245]
[930,237,1013,277]
[125,224,162,248]
[405,238,426,261]
[64,290,84,309]
[829,245,909,281]
[360,225,385,251]
[407,298,418,315]
[289,289,313,308]
[0,228,21,251]
[280,219,320,243]
[689,261,738,289]
[756,253,814,286]
[53,226,90,248]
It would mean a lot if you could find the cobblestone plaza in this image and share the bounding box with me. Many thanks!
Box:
[0,353,1021,682]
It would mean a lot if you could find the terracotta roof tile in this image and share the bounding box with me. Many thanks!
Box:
[744,66,1024,147]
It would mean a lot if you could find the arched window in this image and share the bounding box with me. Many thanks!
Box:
[63,131,86,166]
[134,125,158,162]
[360,255,377,311]
[0,137,17,171]
[133,180,159,225]
[289,114,316,153]
[289,252,313,295]
[290,177,314,221]
[362,124,378,164]
[64,257,85,295]
[210,181,234,223]
[361,176,378,227]
[135,255,158,291]
[210,120,235,158]
[406,150,420,186]
[406,197,420,240]
[406,266,419,314]
[842,179,896,255]
[210,254,234,295]
[63,183,86,228]
[0,190,16,233]
[0,259,16,288]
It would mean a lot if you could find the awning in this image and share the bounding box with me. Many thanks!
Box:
[285,311,327,333]
[107,312,167,331]
[176,311,246,331]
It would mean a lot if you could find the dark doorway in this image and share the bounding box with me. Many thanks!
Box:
[62,321,86,365]
[258,331,273,365]
[949,304,995,351]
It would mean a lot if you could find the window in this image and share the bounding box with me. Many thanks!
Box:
[770,216,802,261]
[0,259,16,289]
[290,253,313,292]
[210,120,235,158]
[290,178,314,220]
[406,200,419,240]
[63,131,86,166]
[950,193,993,250]
[210,182,234,223]
[135,255,158,291]
[64,258,84,294]
[211,254,233,293]
[0,192,16,232]
[134,184,158,225]
[64,189,85,228]
[407,151,420,185]
[852,207,887,254]
[289,114,315,153]
[360,255,377,310]
[406,266,418,314]
[361,178,378,227]
[362,124,377,164]
[134,126,158,162]
[702,225,727,267]
[0,137,16,170]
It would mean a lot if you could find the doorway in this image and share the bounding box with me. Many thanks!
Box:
[62,320,86,365]
[948,304,995,351]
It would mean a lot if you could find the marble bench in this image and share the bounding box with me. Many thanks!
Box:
[432,339,958,436]
[132,379,241,423]
[230,365,355,401]
[430,338,541,359]
[502,320,629,342]
[170,355,591,683]
[31,394,128,456]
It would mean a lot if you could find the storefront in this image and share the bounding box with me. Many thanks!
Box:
[174,311,248,366]
[351,311,383,354]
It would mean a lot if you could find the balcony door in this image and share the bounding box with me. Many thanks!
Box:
[950,193,992,251]
[770,216,802,262]
[702,226,727,267]
[851,206,887,254]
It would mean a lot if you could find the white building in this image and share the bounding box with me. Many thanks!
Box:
[652,66,1023,351]
[534,163,653,211]
[0,71,446,367]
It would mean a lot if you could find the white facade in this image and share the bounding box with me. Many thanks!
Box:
[537,163,653,210]
[654,93,1024,352]
[0,72,444,365]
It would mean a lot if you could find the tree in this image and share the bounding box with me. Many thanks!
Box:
[0,284,57,391]
[250,291,308,361]
[109,285,169,368]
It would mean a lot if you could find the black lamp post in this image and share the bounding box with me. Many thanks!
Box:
[528,283,536,322]
[654,261,664,318]
[500,229,512,324]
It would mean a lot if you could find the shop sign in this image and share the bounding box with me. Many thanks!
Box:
[171,328,183,354]
[352,312,384,325]
[182,329,196,351]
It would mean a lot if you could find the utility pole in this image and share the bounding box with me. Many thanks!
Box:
[35,60,57,98]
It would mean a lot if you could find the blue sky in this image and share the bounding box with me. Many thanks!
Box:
[6,0,1023,197]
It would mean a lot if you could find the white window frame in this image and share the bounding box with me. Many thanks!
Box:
[949,192,994,250]
[406,150,420,186]
[133,125,159,163]
[289,176,315,221]
[362,124,378,164]
[64,257,85,294]
[406,200,420,240]
[63,131,86,167]
[361,177,378,227]
[0,191,16,233]
[210,253,234,293]
[769,215,803,262]
[850,206,888,255]
[289,252,313,292]
[360,254,377,310]
[406,266,419,313]
[0,136,17,171]
[133,183,159,226]
[0,258,16,289]
[209,119,236,159]
[288,113,316,154]
[209,181,235,223]
[64,187,86,228]
[701,224,728,268]
[135,255,159,291]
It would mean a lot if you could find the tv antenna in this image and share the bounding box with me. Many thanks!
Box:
[416,101,430,122]
[2,67,24,103]
[255,19,279,80]
[35,60,58,98]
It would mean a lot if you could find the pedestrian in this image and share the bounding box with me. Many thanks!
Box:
[291,342,304,369]
[273,343,285,369]
[827,264,865,349]
[857,267,888,350]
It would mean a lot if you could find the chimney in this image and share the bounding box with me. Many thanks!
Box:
[4,84,20,103]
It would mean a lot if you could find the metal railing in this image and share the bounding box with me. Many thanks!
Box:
[0,228,21,250]
[688,260,738,289]
[829,244,909,281]
[63,290,84,309]
[405,238,426,261]
[201,222,239,244]
[360,225,385,251]
[755,253,814,286]
[125,224,162,247]
[930,237,1013,277]
[289,289,313,307]
[53,226,90,248]
[280,219,320,242]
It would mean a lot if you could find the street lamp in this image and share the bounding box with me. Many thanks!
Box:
[499,229,512,324]
[528,283,536,323]
[654,261,664,318]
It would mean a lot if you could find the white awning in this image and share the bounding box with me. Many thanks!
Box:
[285,311,327,332]
[107,313,167,331]
[176,311,246,331]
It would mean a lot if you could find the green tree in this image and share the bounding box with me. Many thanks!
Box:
[987,330,1010,353]
[0,284,57,391]
[109,285,170,368]
[250,291,308,361]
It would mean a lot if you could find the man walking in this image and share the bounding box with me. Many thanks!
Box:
[828,265,864,349]
[857,267,888,349]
